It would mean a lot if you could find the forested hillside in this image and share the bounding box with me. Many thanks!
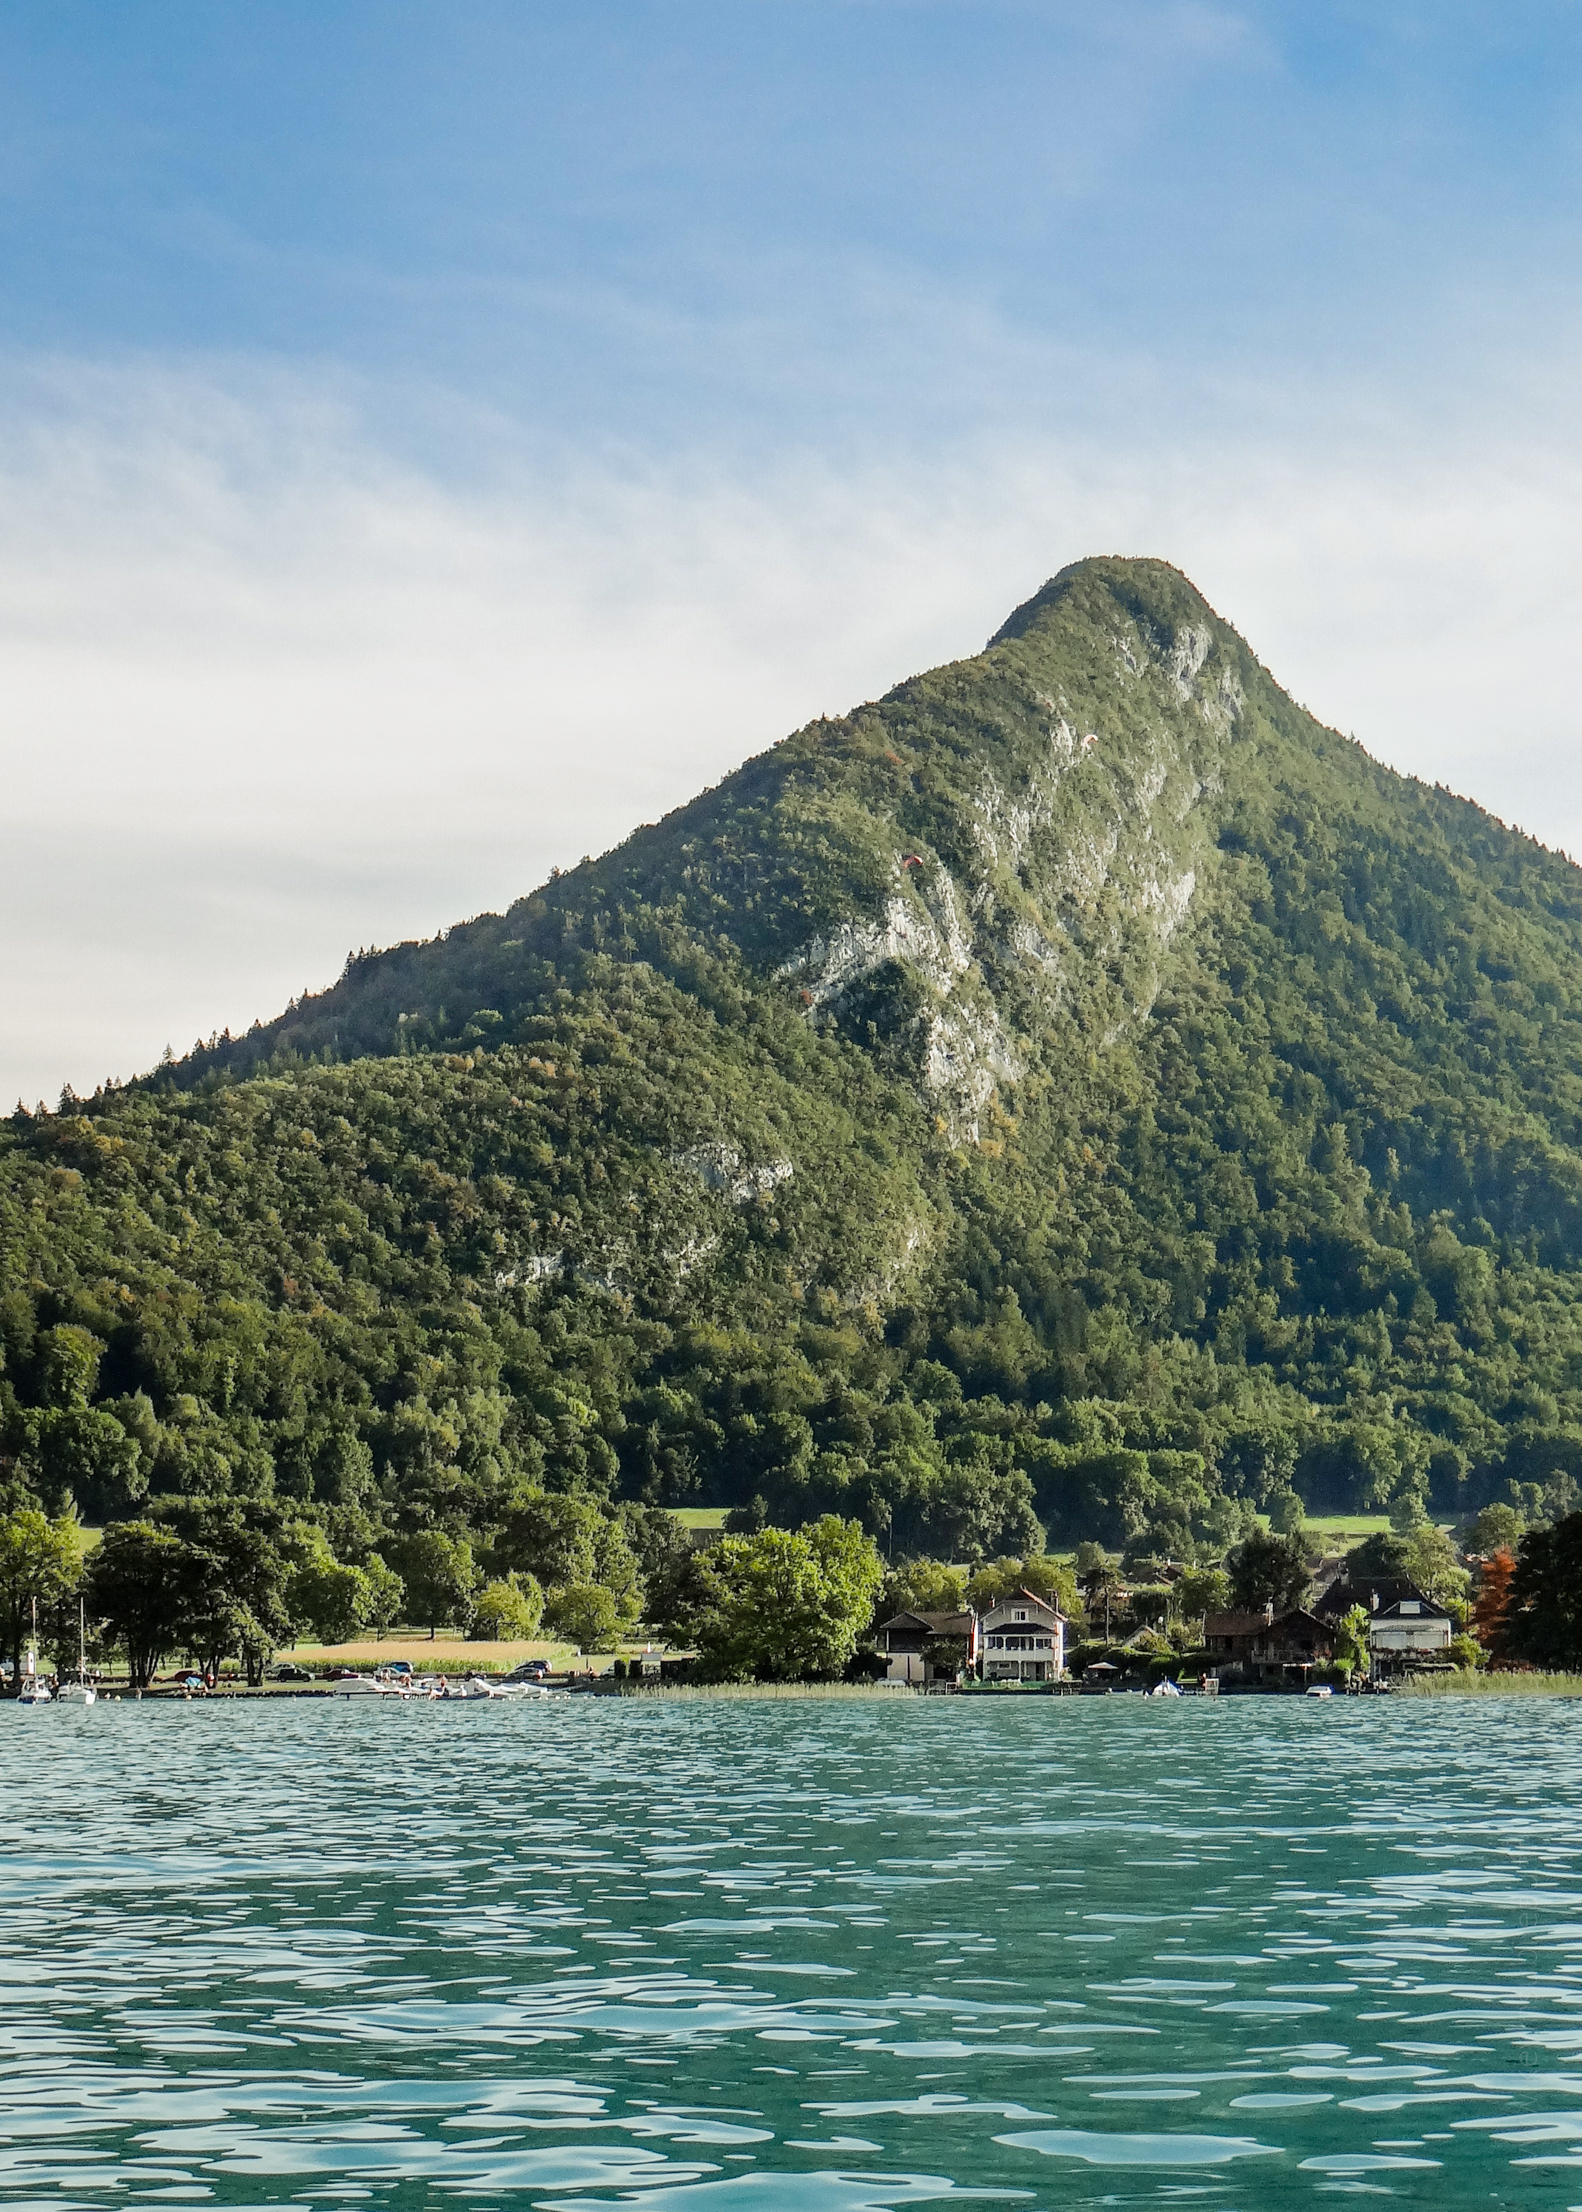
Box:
[8,555,1582,1590]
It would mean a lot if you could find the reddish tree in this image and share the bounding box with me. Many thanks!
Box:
[1472,1546,1517,1657]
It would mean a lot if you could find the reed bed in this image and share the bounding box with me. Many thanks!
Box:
[1397,1668,1582,1698]
[617,1680,905,1700]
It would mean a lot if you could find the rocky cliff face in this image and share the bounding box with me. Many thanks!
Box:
[761,565,1241,1137]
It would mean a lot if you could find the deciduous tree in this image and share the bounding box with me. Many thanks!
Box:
[1227,1528,1309,1614]
[1503,1514,1582,1669]
[473,1572,544,1641]
[381,1530,478,1639]
[688,1516,883,1682]
[84,1521,203,1688]
[543,1580,621,1652]
[0,1506,83,1689]
[1471,1546,1517,1656]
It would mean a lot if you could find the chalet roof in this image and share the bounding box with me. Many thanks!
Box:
[1206,1606,1334,1641]
[979,1588,1068,1622]
[1205,1609,1277,1638]
[879,1610,973,1638]
[1314,1575,1448,1621]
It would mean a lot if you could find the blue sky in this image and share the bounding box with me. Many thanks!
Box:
[7,3,1577,441]
[5,2,1582,1101]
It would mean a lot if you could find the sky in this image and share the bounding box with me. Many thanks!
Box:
[6,1,1582,1105]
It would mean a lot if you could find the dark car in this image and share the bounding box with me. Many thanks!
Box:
[272,1664,312,1682]
[504,1657,552,1681]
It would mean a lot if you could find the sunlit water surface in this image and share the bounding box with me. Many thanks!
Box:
[4,1694,1582,2210]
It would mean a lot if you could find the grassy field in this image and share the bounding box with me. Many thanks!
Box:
[283,1635,675,1675]
[668,1507,730,1531]
[1301,1513,1397,1548]
[1397,1669,1582,1698]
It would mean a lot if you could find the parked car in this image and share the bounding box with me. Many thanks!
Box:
[272,1664,312,1682]
[504,1657,552,1681]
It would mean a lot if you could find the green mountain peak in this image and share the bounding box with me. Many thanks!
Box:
[8,556,1582,1566]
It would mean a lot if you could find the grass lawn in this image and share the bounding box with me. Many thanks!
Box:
[284,1633,677,1674]
[1302,1513,1396,1546]
[668,1507,730,1531]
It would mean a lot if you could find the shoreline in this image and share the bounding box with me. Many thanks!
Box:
[18,1671,1582,1705]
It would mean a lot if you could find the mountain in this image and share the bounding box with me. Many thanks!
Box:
[8,554,1582,1568]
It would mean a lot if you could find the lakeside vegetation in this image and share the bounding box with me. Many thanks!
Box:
[6,1484,1577,1689]
[1397,1668,1582,1697]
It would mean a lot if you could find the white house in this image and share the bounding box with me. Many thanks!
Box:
[977,1590,1066,1682]
[1368,1595,1453,1657]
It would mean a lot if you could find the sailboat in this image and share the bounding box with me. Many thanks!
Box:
[54,1598,97,1705]
[17,1597,51,1705]
[16,1596,96,1706]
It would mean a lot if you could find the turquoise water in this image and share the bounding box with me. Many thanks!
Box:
[3,1697,1582,2210]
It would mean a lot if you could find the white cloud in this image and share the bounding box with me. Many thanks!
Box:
[4,350,1582,1106]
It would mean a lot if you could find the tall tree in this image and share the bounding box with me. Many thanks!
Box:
[0,1506,83,1690]
[380,1530,478,1639]
[967,1555,1079,1617]
[289,1555,376,1648]
[472,1573,544,1641]
[687,1516,883,1682]
[1333,1603,1373,1679]
[543,1581,621,1653]
[84,1522,207,1688]
[1503,1514,1582,1669]
[1227,1528,1310,1614]
[1472,1547,1517,1657]
[153,1499,297,1683]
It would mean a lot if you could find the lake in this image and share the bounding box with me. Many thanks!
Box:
[2,1692,1581,2210]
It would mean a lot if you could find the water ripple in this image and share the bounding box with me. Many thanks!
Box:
[4,1695,1582,2205]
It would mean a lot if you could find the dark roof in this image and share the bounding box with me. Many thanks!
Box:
[1273,1607,1336,1637]
[1206,1606,1334,1642]
[879,1610,973,1640]
[1205,1609,1277,1638]
[1314,1575,1445,1620]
